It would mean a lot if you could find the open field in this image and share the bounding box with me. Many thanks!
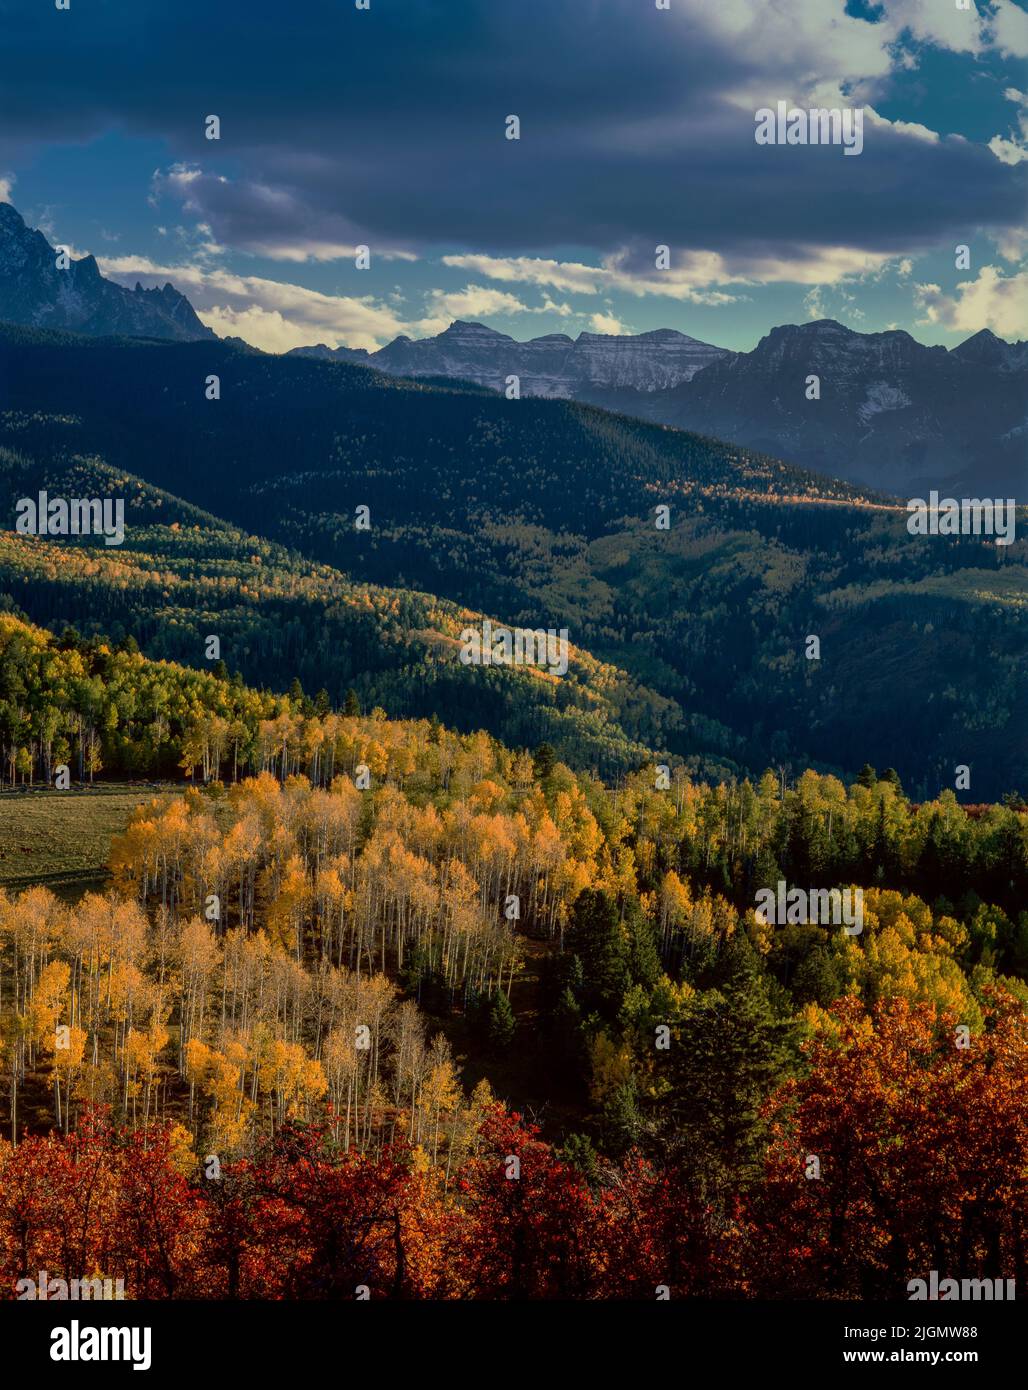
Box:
[0,783,181,895]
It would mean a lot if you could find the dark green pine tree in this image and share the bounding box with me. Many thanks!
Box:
[343,688,361,717]
[868,795,889,883]
[599,1077,644,1157]
[532,741,557,782]
[666,941,798,1189]
[792,941,848,1007]
[487,989,517,1053]
[550,985,587,1080]
[559,1132,600,1185]
[625,901,662,992]
[566,888,631,1019]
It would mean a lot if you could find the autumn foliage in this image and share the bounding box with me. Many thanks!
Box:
[1,993,1024,1300]
[0,700,1025,1299]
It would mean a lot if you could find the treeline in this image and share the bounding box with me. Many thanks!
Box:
[625,764,1028,928]
[3,746,1021,1164]
[0,704,1025,1297]
[0,610,666,787]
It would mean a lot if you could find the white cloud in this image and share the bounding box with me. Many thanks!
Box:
[865,107,940,143]
[98,255,411,352]
[422,284,531,321]
[540,295,573,318]
[914,265,1028,339]
[243,239,419,265]
[884,0,990,59]
[993,226,1028,262]
[97,257,572,352]
[989,0,1028,59]
[441,254,608,295]
[151,162,418,264]
[989,133,1028,165]
[588,312,628,335]
[702,0,894,108]
[988,84,1028,165]
[698,0,1026,120]
[195,305,326,353]
[0,174,14,203]
[414,284,573,336]
[443,243,898,302]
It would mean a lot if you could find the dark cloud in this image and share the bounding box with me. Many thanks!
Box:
[0,0,1023,263]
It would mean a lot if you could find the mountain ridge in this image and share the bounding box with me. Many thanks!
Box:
[288,319,735,395]
[0,197,1022,498]
[291,314,1026,498]
[0,201,213,342]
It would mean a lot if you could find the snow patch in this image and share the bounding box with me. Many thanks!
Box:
[857,382,911,423]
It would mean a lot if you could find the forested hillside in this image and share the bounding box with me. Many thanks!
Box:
[2,0,1026,1332]
[0,636,1025,1298]
[0,324,1025,796]
[0,327,1024,1304]
[0,476,690,784]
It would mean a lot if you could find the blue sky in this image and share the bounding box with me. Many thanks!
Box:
[0,0,1025,352]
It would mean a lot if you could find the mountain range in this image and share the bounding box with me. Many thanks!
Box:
[617,319,1028,500]
[290,319,734,394]
[292,318,1028,500]
[0,200,1024,499]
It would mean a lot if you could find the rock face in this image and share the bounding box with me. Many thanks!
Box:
[290,320,733,396]
[0,201,213,341]
[631,320,1028,497]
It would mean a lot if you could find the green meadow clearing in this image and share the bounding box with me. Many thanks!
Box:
[0,784,180,896]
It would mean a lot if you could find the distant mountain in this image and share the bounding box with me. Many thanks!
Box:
[623,320,1028,499]
[289,320,733,396]
[294,317,1027,499]
[0,202,213,342]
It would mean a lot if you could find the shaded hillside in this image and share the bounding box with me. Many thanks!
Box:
[0,323,1025,797]
[0,452,701,780]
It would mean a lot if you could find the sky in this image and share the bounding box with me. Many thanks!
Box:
[0,0,1025,353]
